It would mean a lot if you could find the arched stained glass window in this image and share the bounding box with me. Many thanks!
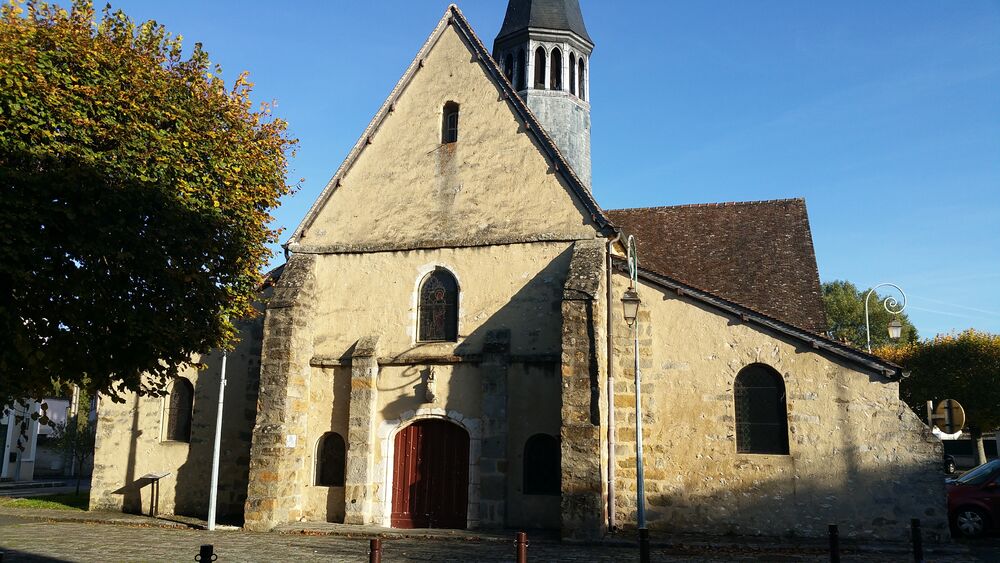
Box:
[418,269,459,342]
[734,364,790,455]
[316,432,346,486]
[165,377,193,442]
[534,46,547,89]
[523,434,560,495]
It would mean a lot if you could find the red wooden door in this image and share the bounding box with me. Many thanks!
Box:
[391,419,469,529]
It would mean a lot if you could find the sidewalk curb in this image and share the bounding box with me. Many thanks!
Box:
[0,508,195,530]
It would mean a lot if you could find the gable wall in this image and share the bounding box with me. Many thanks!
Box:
[299,24,597,251]
[609,272,947,541]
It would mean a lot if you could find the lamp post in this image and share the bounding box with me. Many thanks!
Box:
[207,348,228,531]
[864,283,907,352]
[621,235,649,562]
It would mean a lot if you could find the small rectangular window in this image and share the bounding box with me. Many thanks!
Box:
[442,102,460,144]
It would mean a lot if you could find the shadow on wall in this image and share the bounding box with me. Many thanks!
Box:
[379,245,574,421]
[633,460,948,542]
[171,315,263,525]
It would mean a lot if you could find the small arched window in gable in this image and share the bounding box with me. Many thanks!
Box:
[523,433,560,495]
[164,377,194,442]
[734,364,790,455]
[569,53,577,95]
[534,46,547,89]
[517,49,527,90]
[550,48,563,91]
[504,53,514,83]
[316,432,346,487]
[418,268,459,342]
[578,59,586,101]
[442,102,460,144]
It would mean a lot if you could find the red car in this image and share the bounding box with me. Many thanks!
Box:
[948,459,1000,537]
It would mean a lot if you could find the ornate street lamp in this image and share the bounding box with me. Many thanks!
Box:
[864,283,907,352]
[888,318,904,340]
[621,235,649,561]
[621,288,640,327]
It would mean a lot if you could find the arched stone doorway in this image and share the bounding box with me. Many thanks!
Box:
[390,419,469,529]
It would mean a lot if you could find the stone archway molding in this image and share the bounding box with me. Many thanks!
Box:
[376,408,482,530]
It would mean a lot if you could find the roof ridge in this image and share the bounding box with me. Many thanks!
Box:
[609,198,805,213]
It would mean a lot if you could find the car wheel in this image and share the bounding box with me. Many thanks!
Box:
[953,507,990,538]
[945,458,956,474]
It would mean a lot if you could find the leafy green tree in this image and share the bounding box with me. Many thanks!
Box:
[877,330,1000,466]
[52,413,96,495]
[0,1,296,404]
[822,280,918,349]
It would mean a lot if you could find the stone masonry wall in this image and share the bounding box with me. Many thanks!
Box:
[244,254,317,531]
[559,240,606,540]
[609,272,948,541]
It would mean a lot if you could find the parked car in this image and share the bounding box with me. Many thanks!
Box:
[948,459,1000,538]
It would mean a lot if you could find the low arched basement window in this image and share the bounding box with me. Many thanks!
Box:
[316,432,346,486]
[523,433,560,495]
[734,364,790,455]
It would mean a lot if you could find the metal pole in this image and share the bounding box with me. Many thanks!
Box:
[828,524,840,563]
[638,527,650,563]
[369,538,382,563]
[207,350,228,531]
[515,531,528,563]
[634,319,645,530]
[911,518,923,563]
[196,545,214,562]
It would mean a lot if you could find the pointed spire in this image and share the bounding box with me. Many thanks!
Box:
[496,0,593,46]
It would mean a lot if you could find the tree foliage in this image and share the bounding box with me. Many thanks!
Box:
[822,280,918,349]
[0,1,296,404]
[876,330,1000,434]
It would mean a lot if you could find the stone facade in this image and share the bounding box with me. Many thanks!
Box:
[90,306,264,522]
[88,3,947,544]
[606,270,948,541]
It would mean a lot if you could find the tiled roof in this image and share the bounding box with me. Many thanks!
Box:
[607,199,827,333]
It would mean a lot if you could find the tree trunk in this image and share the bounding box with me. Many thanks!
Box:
[971,427,987,467]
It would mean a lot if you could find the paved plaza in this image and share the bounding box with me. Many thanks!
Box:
[0,513,994,563]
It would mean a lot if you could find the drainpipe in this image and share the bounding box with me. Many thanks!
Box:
[605,230,621,532]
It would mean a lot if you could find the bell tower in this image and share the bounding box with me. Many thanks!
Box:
[494,0,594,188]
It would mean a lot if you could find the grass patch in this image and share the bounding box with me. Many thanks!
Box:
[0,492,89,511]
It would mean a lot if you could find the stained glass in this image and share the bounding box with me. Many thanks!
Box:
[418,270,458,342]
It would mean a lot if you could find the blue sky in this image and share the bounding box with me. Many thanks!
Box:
[99,1,999,338]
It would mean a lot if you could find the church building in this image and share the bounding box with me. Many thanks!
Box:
[90,1,947,541]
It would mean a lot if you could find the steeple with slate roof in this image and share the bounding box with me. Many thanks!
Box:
[493,0,594,188]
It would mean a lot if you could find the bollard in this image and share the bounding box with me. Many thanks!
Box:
[515,531,529,563]
[911,518,923,563]
[828,524,840,563]
[369,538,382,563]
[195,545,216,562]
[639,527,650,563]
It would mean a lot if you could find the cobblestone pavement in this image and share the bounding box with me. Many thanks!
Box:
[0,520,990,562]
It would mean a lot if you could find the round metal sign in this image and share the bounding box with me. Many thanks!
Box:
[932,399,966,434]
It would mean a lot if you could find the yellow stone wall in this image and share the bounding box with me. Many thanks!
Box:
[299,24,597,251]
[608,272,947,540]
